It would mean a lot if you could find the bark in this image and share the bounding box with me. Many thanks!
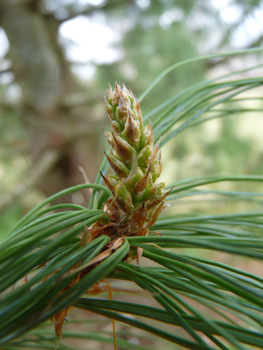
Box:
[0,0,102,205]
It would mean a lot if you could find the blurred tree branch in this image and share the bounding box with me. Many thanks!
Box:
[58,93,102,109]
[0,149,61,213]
[0,67,12,75]
[40,0,134,23]
[0,0,102,202]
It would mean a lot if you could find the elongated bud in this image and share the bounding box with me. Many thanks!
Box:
[146,187,173,210]
[108,174,119,189]
[112,132,136,163]
[99,171,115,195]
[103,130,115,149]
[137,145,152,168]
[108,117,122,135]
[151,139,160,163]
[151,152,162,182]
[121,113,141,148]
[140,124,153,150]
[99,83,167,235]
[126,166,144,189]
[130,202,147,232]
[108,82,120,106]
[143,182,166,202]
[133,163,151,194]
[103,95,114,119]
[115,182,134,211]
[104,151,129,179]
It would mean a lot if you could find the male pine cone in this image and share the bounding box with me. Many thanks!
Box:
[89,83,168,244]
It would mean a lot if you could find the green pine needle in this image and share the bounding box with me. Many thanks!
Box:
[1,48,263,349]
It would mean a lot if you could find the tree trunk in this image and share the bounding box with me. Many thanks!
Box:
[0,1,102,205]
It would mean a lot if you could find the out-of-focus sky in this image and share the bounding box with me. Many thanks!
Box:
[0,0,262,83]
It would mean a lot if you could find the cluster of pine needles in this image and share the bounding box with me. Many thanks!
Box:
[1,48,263,350]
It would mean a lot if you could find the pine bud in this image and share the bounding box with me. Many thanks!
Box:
[91,83,168,248]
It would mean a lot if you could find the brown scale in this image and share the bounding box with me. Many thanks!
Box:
[88,185,171,243]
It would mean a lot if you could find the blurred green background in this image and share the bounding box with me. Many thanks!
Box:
[0,0,263,239]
